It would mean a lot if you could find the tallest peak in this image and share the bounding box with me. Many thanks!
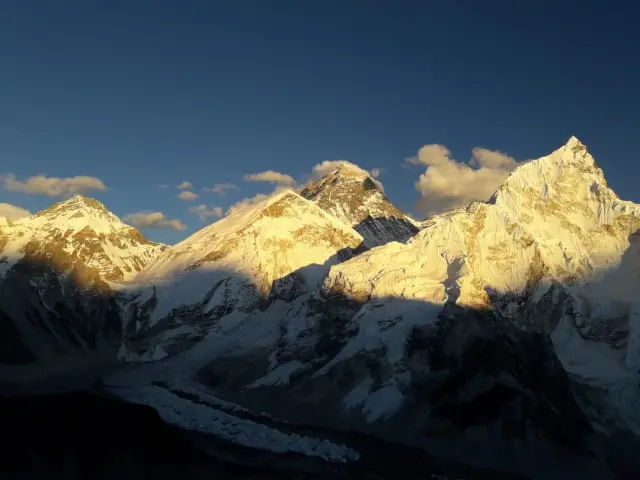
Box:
[565,135,586,150]
[37,194,110,218]
[60,194,107,209]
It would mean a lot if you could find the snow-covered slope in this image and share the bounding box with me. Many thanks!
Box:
[299,163,419,247]
[0,195,164,366]
[327,136,640,309]
[105,137,640,479]
[119,190,366,357]
[4,138,640,478]
[0,195,165,282]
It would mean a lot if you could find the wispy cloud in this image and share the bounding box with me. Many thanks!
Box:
[203,183,240,196]
[243,170,296,186]
[124,211,186,231]
[406,144,522,216]
[177,181,193,190]
[189,204,224,221]
[1,174,108,197]
[177,190,199,201]
[156,184,169,189]
[0,202,31,220]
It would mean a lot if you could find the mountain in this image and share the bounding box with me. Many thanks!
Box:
[104,137,640,478]
[3,138,640,478]
[0,195,164,368]
[299,163,419,247]
[1,195,165,282]
[119,189,366,358]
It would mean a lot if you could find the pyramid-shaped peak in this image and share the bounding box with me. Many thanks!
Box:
[566,135,583,147]
[333,162,372,178]
[488,136,612,210]
[47,194,109,213]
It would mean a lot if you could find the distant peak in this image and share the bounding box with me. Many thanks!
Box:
[35,194,110,218]
[59,194,107,210]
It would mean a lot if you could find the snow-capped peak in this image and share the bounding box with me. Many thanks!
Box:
[15,194,129,236]
[0,195,165,282]
[489,135,615,213]
[325,138,640,308]
[130,188,366,326]
[300,163,418,247]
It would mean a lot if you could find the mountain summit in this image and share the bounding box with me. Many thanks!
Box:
[300,162,418,247]
[1,194,165,283]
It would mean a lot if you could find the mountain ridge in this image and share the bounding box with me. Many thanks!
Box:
[2,137,640,478]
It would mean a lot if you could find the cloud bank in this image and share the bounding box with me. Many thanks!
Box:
[406,145,522,216]
[0,203,31,220]
[1,174,108,197]
[124,211,186,231]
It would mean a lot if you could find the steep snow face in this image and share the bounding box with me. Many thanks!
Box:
[326,137,640,309]
[300,163,418,247]
[129,190,365,332]
[0,195,165,282]
[315,137,640,437]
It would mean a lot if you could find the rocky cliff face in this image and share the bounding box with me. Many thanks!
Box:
[300,163,419,247]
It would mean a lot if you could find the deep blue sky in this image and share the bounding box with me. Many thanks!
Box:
[1,1,639,243]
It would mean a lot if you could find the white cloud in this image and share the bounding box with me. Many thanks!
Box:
[469,147,517,169]
[203,183,240,196]
[177,190,199,201]
[0,202,31,220]
[243,170,296,186]
[156,184,169,189]
[407,144,522,216]
[1,174,108,197]
[177,181,193,190]
[189,204,223,221]
[124,211,186,231]
[370,168,381,178]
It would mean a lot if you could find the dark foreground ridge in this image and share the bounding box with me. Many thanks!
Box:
[0,389,528,480]
[0,390,311,479]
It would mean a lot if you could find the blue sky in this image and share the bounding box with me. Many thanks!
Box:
[1,1,639,243]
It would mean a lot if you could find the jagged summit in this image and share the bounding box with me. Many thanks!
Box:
[487,137,613,213]
[300,162,418,247]
[565,135,583,147]
[331,162,372,178]
[60,193,108,208]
